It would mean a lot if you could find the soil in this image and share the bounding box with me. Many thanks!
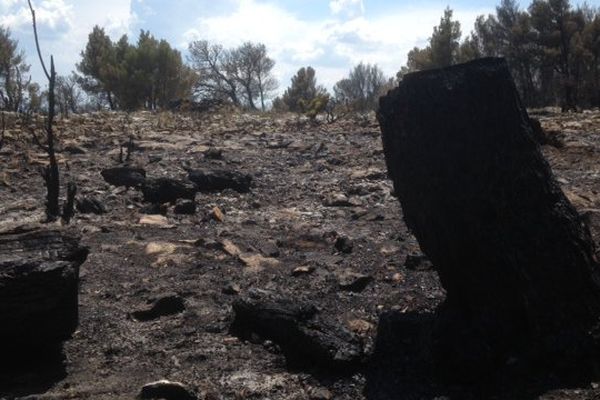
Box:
[1,108,600,399]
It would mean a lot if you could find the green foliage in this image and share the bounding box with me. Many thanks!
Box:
[300,93,330,120]
[77,27,194,111]
[188,40,277,111]
[0,27,33,112]
[334,62,388,112]
[279,66,328,112]
[400,1,600,109]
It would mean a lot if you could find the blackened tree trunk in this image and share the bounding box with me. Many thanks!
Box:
[377,57,600,379]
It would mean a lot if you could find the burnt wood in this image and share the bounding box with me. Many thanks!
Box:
[377,57,600,379]
[0,228,88,351]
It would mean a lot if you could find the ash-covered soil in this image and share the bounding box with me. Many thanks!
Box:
[1,109,600,399]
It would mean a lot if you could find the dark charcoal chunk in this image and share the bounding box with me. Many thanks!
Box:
[187,169,252,193]
[378,57,600,380]
[174,199,196,215]
[141,178,197,204]
[140,203,168,215]
[132,294,185,321]
[76,196,107,214]
[231,291,364,370]
[0,228,89,351]
[140,380,197,400]
[203,147,223,159]
[334,236,353,254]
[404,254,434,271]
[101,167,146,188]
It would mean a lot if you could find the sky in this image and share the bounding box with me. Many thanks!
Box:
[1,0,599,95]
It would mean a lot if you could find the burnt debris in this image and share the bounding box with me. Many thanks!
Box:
[378,57,600,381]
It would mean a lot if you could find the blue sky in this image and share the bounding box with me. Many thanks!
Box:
[1,0,598,95]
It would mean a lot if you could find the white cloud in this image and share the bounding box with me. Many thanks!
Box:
[329,0,364,17]
[3,1,136,83]
[183,0,490,93]
[0,0,73,32]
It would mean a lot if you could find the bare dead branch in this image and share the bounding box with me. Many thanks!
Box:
[27,0,50,81]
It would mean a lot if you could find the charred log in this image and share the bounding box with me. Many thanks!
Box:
[187,169,252,193]
[101,167,146,188]
[231,291,364,370]
[0,228,88,353]
[141,178,197,204]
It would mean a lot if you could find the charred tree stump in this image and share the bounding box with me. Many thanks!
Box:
[377,58,600,380]
[0,228,88,354]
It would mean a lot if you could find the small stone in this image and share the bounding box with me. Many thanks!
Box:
[309,387,332,400]
[347,319,374,335]
[336,270,373,292]
[139,214,173,228]
[174,199,196,215]
[391,272,404,283]
[324,193,352,207]
[139,380,196,400]
[145,242,178,256]
[335,236,353,254]
[292,266,315,276]
[221,239,242,257]
[222,282,240,295]
[239,253,280,271]
[211,206,224,222]
[132,294,185,321]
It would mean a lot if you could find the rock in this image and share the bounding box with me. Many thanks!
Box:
[258,241,280,257]
[139,214,173,228]
[142,178,197,204]
[222,282,241,295]
[0,228,89,352]
[76,196,107,214]
[132,294,185,321]
[323,193,352,207]
[101,167,146,188]
[404,254,433,271]
[292,266,315,276]
[231,291,364,369]
[336,270,373,292]
[347,319,374,335]
[238,253,280,271]
[210,206,224,222]
[174,199,196,215]
[221,239,242,257]
[378,57,600,380]
[334,236,353,254]
[187,169,252,193]
[309,387,333,400]
[139,380,196,400]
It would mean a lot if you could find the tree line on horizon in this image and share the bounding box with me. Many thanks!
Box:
[1,0,599,116]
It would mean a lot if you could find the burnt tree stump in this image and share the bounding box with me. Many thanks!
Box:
[0,228,89,353]
[377,58,600,379]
